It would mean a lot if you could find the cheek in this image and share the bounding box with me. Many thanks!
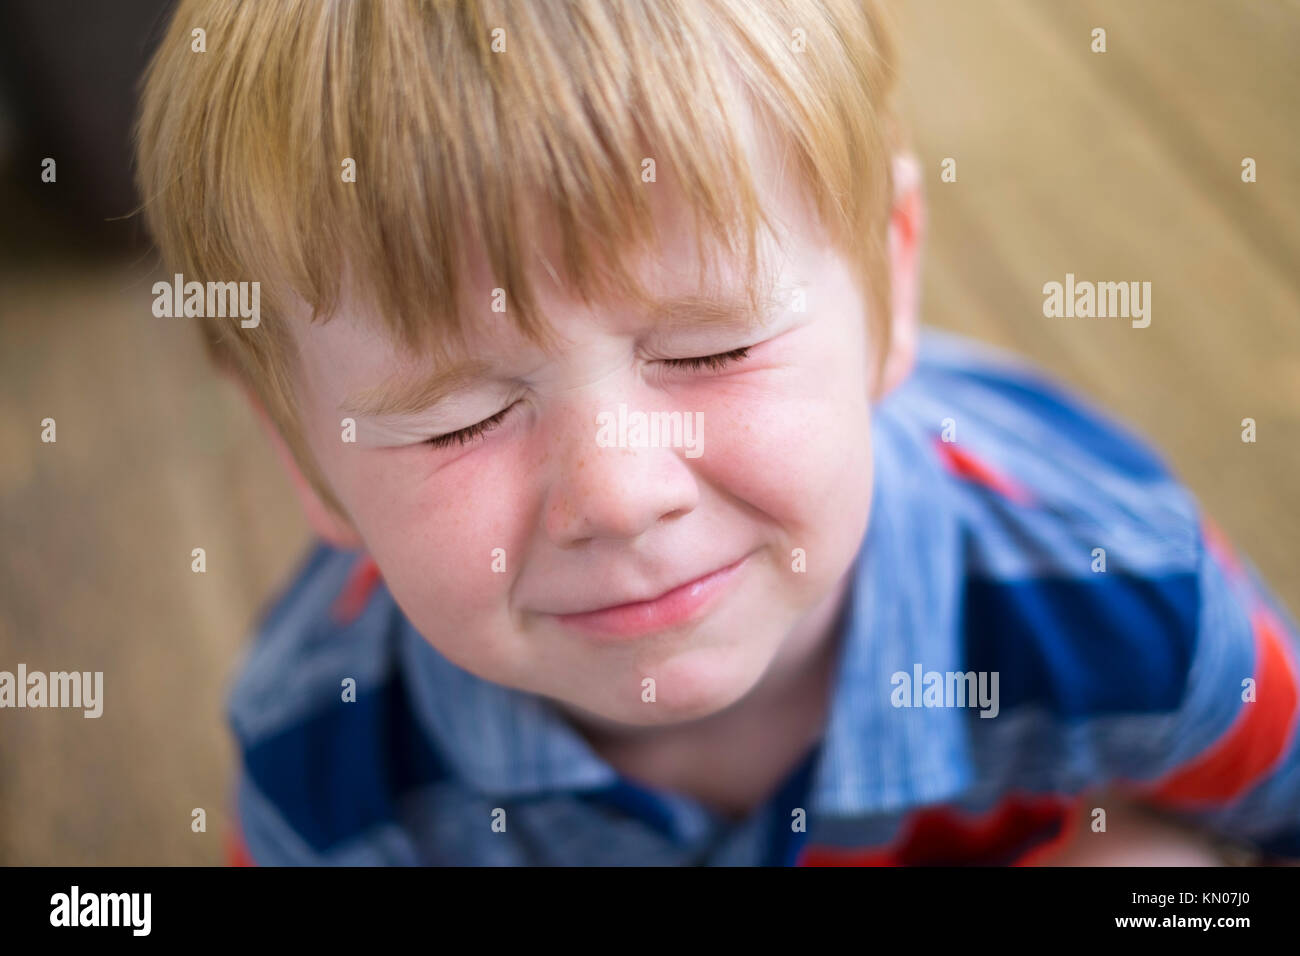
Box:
[691,337,874,552]
[330,443,533,623]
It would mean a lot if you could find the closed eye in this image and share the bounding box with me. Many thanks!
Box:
[420,347,749,448]
[423,402,518,448]
[661,346,751,371]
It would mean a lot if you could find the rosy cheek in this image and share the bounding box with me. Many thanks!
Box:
[690,380,862,527]
[350,447,530,608]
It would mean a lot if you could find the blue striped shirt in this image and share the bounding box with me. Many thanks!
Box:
[226,328,1300,865]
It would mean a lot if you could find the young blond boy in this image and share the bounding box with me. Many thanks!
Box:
[135,0,1298,865]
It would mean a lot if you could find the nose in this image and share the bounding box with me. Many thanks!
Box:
[541,397,701,547]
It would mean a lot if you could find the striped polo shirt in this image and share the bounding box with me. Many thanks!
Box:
[225,328,1300,865]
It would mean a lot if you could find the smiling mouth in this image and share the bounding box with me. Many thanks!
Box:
[553,555,750,641]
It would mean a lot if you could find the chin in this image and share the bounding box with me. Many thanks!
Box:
[619,637,779,726]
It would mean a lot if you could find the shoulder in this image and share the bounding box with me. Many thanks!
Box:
[888,327,1182,504]
[875,332,1300,808]
[883,327,1201,559]
[226,542,393,746]
[226,542,442,862]
[880,329,1208,719]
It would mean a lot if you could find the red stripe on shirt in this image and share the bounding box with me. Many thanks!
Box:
[1202,516,1244,583]
[1141,606,1300,806]
[932,438,1035,506]
[226,826,256,867]
[795,793,1075,866]
[330,553,382,626]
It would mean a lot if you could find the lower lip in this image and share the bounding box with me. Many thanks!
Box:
[555,555,748,641]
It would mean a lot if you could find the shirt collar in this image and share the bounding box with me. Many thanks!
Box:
[397,619,617,796]
[397,390,972,815]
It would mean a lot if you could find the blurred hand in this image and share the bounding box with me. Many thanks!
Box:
[1029,791,1248,866]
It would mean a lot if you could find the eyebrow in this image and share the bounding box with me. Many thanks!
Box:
[643,287,783,332]
[341,287,785,419]
[340,359,492,419]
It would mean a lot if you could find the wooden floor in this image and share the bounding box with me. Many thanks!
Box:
[1,0,1297,863]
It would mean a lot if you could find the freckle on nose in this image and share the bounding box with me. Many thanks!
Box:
[548,497,572,525]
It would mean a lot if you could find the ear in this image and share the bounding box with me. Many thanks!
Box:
[233,375,364,551]
[876,151,926,398]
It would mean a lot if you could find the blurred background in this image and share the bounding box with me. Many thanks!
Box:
[1,0,1297,864]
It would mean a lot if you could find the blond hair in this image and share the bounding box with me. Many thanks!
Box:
[134,0,903,519]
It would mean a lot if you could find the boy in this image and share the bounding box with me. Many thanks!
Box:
[135,0,1299,865]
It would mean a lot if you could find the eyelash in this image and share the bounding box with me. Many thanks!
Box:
[662,345,751,371]
[421,346,751,448]
[423,404,516,449]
